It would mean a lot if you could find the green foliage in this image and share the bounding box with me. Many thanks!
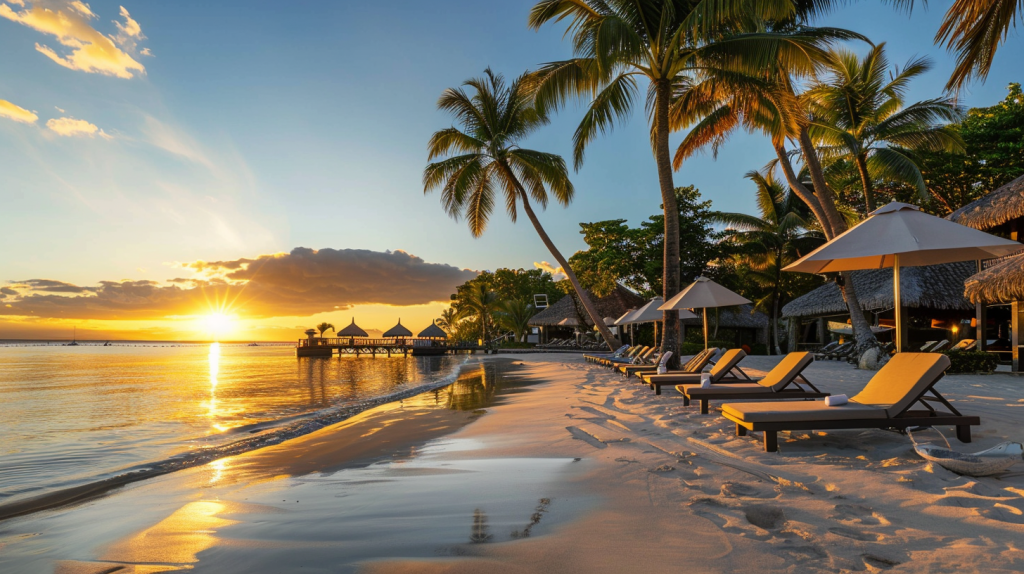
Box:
[569,186,726,298]
[942,350,998,374]
[446,268,561,343]
[897,83,1024,215]
[496,299,536,343]
[315,322,335,338]
[454,269,562,309]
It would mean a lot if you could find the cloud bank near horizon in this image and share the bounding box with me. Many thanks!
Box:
[2,247,477,321]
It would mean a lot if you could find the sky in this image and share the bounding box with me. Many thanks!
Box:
[0,0,1020,341]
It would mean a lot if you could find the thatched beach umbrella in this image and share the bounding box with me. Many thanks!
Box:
[785,202,1022,351]
[382,319,413,338]
[659,278,751,350]
[417,320,447,339]
[337,318,369,338]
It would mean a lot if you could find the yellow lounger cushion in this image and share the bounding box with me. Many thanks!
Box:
[722,400,887,422]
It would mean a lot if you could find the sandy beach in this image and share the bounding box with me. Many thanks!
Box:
[2,353,1024,573]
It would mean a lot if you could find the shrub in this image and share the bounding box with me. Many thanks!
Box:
[942,350,997,374]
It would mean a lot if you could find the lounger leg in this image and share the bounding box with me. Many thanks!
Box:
[655,385,661,396]
[736,424,747,437]
[956,424,972,443]
[763,431,778,452]
[700,399,709,415]
[682,396,690,407]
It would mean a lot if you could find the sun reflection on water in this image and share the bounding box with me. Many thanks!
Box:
[207,343,226,432]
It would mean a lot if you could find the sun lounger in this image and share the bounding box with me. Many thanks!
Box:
[619,352,672,377]
[919,340,938,352]
[813,341,839,359]
[817,341,853,360]
[948,339,975,352]
[585,345,629,363]
[598,346,647,366]
[962,340,978,351]
[929,340,950,352]
[722,353,979,452]
[642,349,752,395]
[628,347,718,380]
[680,352,827,414]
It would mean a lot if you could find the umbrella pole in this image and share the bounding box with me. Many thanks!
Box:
[894,254,902,353]
[703,308,709,351]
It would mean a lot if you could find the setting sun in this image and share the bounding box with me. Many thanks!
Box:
[203,313,234,340]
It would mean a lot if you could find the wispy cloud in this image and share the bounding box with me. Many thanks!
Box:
[2,248,478,320]
[45,116,111,138]
[0,98,38,123]
[0,1,146,78]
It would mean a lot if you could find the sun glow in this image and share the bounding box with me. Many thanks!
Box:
[203,312,234,340]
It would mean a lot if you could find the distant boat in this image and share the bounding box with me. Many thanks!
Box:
[68,326,79,346]
[248,342,258,347]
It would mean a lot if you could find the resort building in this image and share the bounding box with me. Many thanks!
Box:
[951,175,1024,372]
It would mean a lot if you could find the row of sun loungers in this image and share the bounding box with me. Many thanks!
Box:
[590,344,978,453]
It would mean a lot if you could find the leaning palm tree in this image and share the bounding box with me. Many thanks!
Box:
[424,68,619,349]
[711,171,825,354]
[527,0,849,364]
[315,322,335,339]
[437,307,462,337]
[806,45,964,213]
[671,31,883,359]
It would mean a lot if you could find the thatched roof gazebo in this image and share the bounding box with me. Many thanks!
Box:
[417,321,447,339]
[965,253,1024,304]
[949,174,1024,232]
[782,262,976,319]
[528,285,644,328]
[337,319,369,338]
[382,319,413,338]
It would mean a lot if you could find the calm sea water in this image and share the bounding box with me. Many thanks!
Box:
[0,343,462,505]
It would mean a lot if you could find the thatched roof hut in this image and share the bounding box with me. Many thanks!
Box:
[948,174,1024,231]
[964,252,1024,304]
[682,305,769,330]
[529,285,644,327]
[382,319,413,338]
[417,321,447,339]
[782,262,976,318]
[337,319,369,337]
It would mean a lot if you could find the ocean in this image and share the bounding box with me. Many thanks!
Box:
[0,342,464,507]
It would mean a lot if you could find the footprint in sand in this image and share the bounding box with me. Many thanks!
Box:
[828,526,884,542]
[565,426,607,449]
[831,503,887,526]
[721,482,771,499]
[744,505,787,529]
[862,554,902,570]
[773,545,827,562]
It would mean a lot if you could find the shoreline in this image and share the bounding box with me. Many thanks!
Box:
[2,353,1023,573]
[0,355,475,523]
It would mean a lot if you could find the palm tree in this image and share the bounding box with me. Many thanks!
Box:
[496,299,536,343]
[424,68,619,350]
[712,171,825,354]
[671,34,883,358]
[461,283,499,344]
[527,0,845,365]
[437,307,462,337]
[806,45,964,213]
[935,0,1021,91]
[315,322,335,339]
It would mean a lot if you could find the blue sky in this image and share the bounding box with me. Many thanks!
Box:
[0,0,1020,338]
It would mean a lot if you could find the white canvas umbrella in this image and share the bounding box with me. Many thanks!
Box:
[784,202,1022,351]
[660,277,751,350]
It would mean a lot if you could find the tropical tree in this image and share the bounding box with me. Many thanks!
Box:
[437,307,462,337]
[315,322,335,338]
[496,299,536,343]
[424,68,619,349]
[670,30,883,358]
[461,283,499,344]
[806,44,964,213]
[528,0,849,366]
[932,0,1021,91]
[711,171,825,354]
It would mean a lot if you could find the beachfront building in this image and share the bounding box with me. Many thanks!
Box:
[683,305,770,350]
[782,262,976,352]
[528,285,644,344]
[951,175,1024,371]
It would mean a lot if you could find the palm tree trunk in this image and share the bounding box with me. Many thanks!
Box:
[797,128,879,356]
[774,144,833,239]
[655,79,682,368]
[854,154,875,213]
[500,163,620,350]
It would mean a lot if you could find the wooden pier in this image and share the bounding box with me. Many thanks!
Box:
[296,338,486,357]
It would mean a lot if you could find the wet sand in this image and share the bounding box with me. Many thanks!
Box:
[3,354,1024,573]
